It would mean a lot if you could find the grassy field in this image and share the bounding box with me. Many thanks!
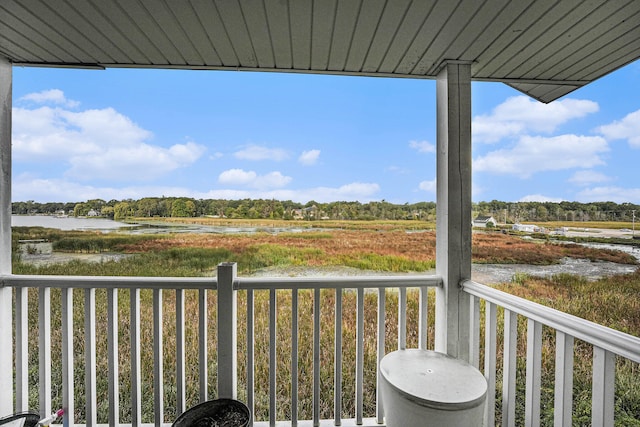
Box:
[12,223,640,425]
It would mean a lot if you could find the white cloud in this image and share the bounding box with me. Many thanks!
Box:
[19,89,80,108]
[597,109,640,148]
[13,99,206,181]
[473,96,599,143]
[13,106,101,159]
[66,141,206,181]
[218,169,257,185]
[218,168,292,189]
[234,144,289,161]
[576,186,640,204]
[13,171,379,204]
[409,140,435,153]
[418,179,436,193]
[301,182,380,202]
[168,142,205,164]
[299,149,320,165]
[334,182,379,197]
[255,171,292,189]
[14,176,100,202]
[12,174,197,202]
[199,183,380,204]
[568,170,611,186]
[474,134,608,178]
[518,194,564,203]
[59,108,153,148]
[196,182,379,203]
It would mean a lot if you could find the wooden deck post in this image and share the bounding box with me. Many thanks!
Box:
[217,262,238,399]
[435,61,473,361]
[0,56,13,414]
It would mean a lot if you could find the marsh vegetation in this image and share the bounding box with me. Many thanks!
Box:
[11,222,640,425]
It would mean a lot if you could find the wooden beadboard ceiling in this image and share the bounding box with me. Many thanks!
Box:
[1,0,639,102]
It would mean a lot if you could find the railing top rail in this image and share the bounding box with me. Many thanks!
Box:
[1,273,442,291]
[1,274,218,290]
[237,274,442,290]
[463,279,640,363]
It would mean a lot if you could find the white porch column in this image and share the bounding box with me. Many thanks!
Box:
[0,55,13,414]
[435,61,472,361]
[217,262,238,399]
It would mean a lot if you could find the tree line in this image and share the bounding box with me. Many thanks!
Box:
[11,198,640,223]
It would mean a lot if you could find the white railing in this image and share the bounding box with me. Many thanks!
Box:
[464,280,640,427]
[5,263,442,427]
[7,268,640,427]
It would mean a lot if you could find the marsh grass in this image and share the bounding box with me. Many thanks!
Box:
[336,253,435,272]
[28,270,640,425]
[134,217,437,232]
[485,271,640,426]
[22,285,434,423]
[13,227,163,254]
[13,227,640,425]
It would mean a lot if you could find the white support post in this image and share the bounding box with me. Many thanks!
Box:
[525,319,542,427]
[435,61,473,361]
[484,302,497,427]
[554,331,574,427]
[130,289,142,427]
[107,288,120,426]
[199,288,208,402]
[39,288,52,417]
[502,310,518,427]
[152,289,164,426]
[0,55,12,415]
[592,347,615,427]
[217,262,238,399]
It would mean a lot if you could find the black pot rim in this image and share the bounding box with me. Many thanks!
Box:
[173,398,251,427]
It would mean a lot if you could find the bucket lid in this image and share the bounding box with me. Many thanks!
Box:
[380,349,487,410]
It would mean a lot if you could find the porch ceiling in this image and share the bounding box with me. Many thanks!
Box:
[0,0,639,103]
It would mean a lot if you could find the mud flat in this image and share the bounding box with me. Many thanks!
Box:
[249,258,638,285]
[19,252,131,267]
[470,257,638,285]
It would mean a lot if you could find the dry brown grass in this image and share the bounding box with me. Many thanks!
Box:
[133,217,436,232]
[472,232,638,264]
[122,230,437,264]
[121,230,637,266]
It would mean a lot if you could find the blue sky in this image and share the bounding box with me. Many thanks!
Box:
[11,60,640,204]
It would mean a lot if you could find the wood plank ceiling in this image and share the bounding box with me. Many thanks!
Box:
[0,0,639,103]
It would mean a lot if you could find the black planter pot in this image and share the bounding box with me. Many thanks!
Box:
[173,399,251,427]
[0,412,40,427]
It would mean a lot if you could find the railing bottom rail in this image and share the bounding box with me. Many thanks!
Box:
[46,422,385,427]
[252,419,384,427]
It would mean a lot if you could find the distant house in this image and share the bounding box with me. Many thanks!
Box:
[291,205,318,220]
[473,215,497,228]
[87,209,100,217]
[512,223,540,233]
